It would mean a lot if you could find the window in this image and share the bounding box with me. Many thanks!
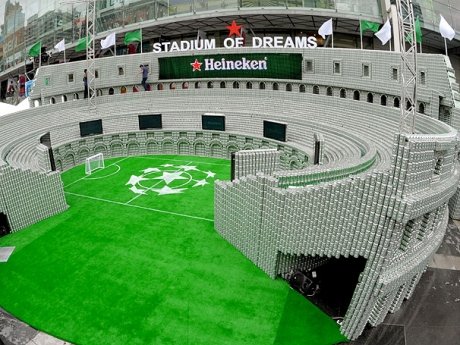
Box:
[333,61,341,74]
[73,93,79,100]
[286,84,292,92]
[433,151,444,178]
[340,88,346,98]
[182,82,189,89]
[97,89,103,96]
[406,100,411,110]
[367,93,373,103]
[195,82,201,89]
[50,97,56,104]
[118,66,125,76]
[68,73,74,83]
[220,81,226,88]
[313,85,319,94]
[381,95,387,106]
[259,82,266,90]
[95,70,99,78]
[419,102,425,114]
[120,86,127,94]
[233,81,239,89]
[157,83,163,90]
[299,84,306,93]
[392,67,398,80]
[207,81,213,88]
[169,83,176,90]
[273,82,279,91]
[353,90,360,101]
[304,59,314,72]
[420,71,426,85]
[109,87,114,95]
[362,63,370,77]
[326,87,333,96]
[44,76,51,86]
[61,95,67,102]
[246,82,252,89]
[394,97,400,108]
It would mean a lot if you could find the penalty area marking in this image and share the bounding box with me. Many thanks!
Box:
[65,191,214,222]
[85,164,121,180]
[137,156,230,166]
[64,157,130,188]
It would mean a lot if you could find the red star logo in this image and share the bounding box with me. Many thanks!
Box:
[191,59,202,72]
[227,20,242,37]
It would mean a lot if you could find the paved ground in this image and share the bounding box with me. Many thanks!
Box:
[345,219,460,345]
[1,220,459,345]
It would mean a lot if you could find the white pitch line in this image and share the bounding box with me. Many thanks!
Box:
[126,161,193,204]
[136,156,230,166]
[64,156,130,188]
[65,191,214,222]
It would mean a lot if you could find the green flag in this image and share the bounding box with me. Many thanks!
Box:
[415,17,422,43]
[406,17,422,43]
[28,41,41,57]
[75,37,88,52]
[124,29,142,44]
[360,20,380,33]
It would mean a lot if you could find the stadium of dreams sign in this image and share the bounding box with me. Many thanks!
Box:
[153,20,317,53]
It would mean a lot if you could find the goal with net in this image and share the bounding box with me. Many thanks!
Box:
[85,153,105,175]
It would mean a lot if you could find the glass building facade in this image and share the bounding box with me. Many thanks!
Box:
[0,0,458,74]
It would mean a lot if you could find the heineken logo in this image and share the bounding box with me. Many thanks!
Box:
[126,163,216,196]
[153,20,317,53]
[190,57,268,72]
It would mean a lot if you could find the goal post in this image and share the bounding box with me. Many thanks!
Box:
[85,153,105,175]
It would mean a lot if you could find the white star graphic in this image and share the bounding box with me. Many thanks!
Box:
[130,186,147,195]
[205,171,216,178]
[126,175,149,186]
[142,167,161,174]
[192,179,208,187]
[153,171,188,185]
[162,164,174,167]
[151,185,186,195]
[178,165,198,171]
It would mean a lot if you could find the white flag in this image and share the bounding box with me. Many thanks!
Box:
[375,19,392,45]
[101,32,116,49]
[439,15,455,41]
[197,30,207,40]
[318,18,333,39]
[54,39,65,52]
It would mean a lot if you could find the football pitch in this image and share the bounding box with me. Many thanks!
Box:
[0,155,347,345]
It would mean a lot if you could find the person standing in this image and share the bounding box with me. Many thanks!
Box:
[83,69,88,98]
[139,64,149,91]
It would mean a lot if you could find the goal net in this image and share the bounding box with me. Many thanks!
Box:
[85,153,105,175]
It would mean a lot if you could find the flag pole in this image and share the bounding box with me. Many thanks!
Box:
[64,47,66,63]
[419,41,422,53]
[359,20,363,49]
[39,49,41,68]
[444,38,448,56]
[140,28,143,53]
[331,19,334,48]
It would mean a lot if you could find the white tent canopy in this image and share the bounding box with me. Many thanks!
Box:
[0,99,30,117]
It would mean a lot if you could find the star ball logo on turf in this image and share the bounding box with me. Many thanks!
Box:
[126,163,216,196]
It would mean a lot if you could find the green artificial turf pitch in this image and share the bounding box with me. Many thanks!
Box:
[0,155,347,345]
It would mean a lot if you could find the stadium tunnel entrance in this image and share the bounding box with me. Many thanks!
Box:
[280,254,367,320]
[0,213,12,237]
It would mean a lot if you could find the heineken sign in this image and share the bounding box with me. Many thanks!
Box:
[159,53,302,80]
